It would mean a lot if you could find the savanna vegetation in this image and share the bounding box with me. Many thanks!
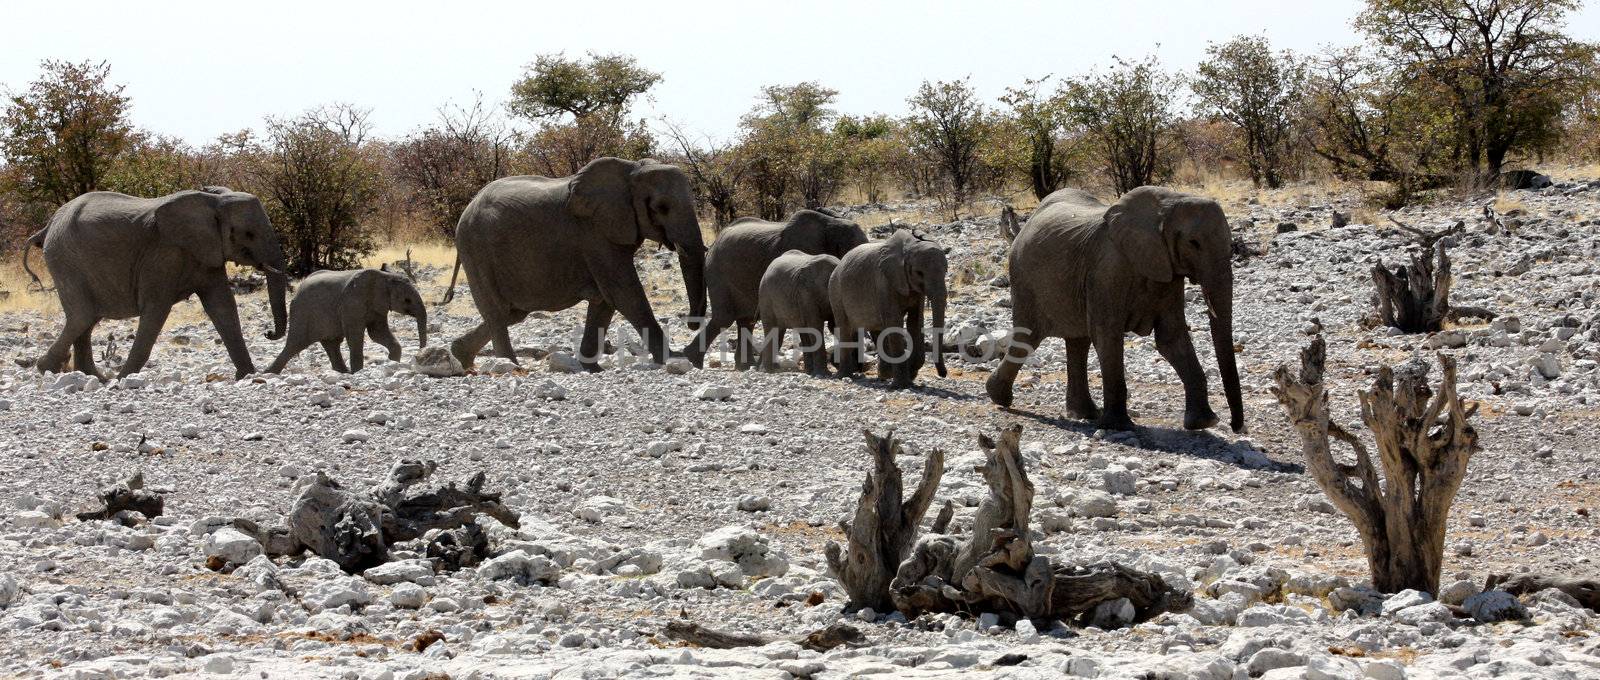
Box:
[2,0,1596,272]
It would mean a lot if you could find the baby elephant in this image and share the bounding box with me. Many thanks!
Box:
[757,250,840,376]
[267,267,427,373]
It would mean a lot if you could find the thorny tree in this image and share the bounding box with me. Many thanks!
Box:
[1193,35,1308,189]
[1062,55,1182,195]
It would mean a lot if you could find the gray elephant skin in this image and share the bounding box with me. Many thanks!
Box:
[684,209,866,369]
[756,250,841,376]
[266,267,427,373]
[27,188,289,379]
[829,230,948,389]
[985,186,1244,433]
[446,157,707,370]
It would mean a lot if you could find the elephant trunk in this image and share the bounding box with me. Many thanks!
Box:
[266,271,289,340]
[1204,277,1244,433]
[930,279,947,378]
[679,246,707,330]
[415,309,428,349]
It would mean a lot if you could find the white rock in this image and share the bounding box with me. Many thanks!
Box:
[363,559,436,585]
[14,511,60,529]
[737,496,771,512]
[697,525,788,578]
[694,384,735,401]
[478,552,560,584]
[1463,589,1528,622]
[389,583,426,609]
[480,357,518,375]
[203,528,262,566]
[340,429,370,443]
[1438,579,1480,606]
[1089,598,1135,628]
[573,496,625,523]
[530,379,567,400]
[0,574,19,606]
[1072,490,1119,517]
[1380,589,1433,615]
[70,410,94,424]
[411,346,466,377]
[546,352,584,373]
[664,358,695,374]
[302,577,371,612]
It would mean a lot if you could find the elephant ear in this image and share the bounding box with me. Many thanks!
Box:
[1105,187,1174,283]
[568,157,640,247]
[879,231,913,297]
[346,269,386,313]
[151,191,227,269]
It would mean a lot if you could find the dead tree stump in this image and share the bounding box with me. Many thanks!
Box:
[825,430,946,612]
[1272,335,1479,595]
[1371,219,1476,333]
[1487,573,1600,611]
[245,459,519,574]
[882,424,1191,625]
[76,471,164,524]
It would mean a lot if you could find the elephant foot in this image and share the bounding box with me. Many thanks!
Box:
[1183,406,1220,431]
[1066,398,1101,422]
[448,340,476,369]
[581,361,603,374]
[984,373,1014,407]
[1095,411,1137,432]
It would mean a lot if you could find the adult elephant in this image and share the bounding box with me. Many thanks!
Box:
[26,188,289,380]
[830,230,948,389]
[985,187,1243,433]
[447,157,706,370]
[684,209,866,369]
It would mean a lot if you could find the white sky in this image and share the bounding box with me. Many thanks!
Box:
[4,0,1597,145]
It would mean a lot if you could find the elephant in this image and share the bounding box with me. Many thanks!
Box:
[266,267,427,373]
[984,186,1244,433]
[444,157,706,370]
[756,250,841,377]
[829,230,948,389]
[683,209,867,369]
[27,188,289,380]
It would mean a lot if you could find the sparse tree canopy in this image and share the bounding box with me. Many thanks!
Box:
[508,52,662,125]
[0,60,133,207]
[1356,0,1597,181]
[1193,35,1307,189]
[235,104,382,275]
[1062,55,1181,194]
[391,95,512,238]
[905,77,993,218]
[999,77,1073,200]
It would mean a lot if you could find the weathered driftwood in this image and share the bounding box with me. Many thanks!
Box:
[426,523,490,571]
[824,430,946,612]
[661,621,865,652]
[1487,573,1600,611]
[885,425,1192,625]
[999,206,1021,242]
[76,472,164,524]
[1272,335,1478,594]
[242,460,518,573]
[1371,219,1491,332]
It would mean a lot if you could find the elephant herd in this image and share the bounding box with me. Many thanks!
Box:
[21,156,1243,433]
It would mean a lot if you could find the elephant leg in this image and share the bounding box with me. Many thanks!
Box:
[197,282,256,378]
[835,325,863,377]
[758,325,785,372]
[873,329,896,382]
[120,306,173,378]
[595,266,671,364]
[684,311,735,368]
[579,300,616,373]
[321,340,350,373]
[369,320,403,362]
[1091,328,1136,431]
[491,311,524,362]
[1063,337,1101,421]
[343,318,366,373]
[71,322,105,380]
[1155,311,1218,430]
[985,326,1037,408]
[266,335,311,374]
[41,309,99,375]
[451,322,496,368]
[734,320,758,371]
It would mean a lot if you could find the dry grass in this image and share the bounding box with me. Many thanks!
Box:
[1493,193,1528,215]
[0,255,58,315]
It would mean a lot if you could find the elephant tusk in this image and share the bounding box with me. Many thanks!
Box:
[1204,296,1219,319]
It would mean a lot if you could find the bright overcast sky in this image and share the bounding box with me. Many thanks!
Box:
[5,0,1598,145]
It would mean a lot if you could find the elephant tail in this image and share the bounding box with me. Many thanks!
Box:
[21,227,49,291]
[438,253,462,305]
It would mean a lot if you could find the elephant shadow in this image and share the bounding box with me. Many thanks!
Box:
[843,376,974,401]
[1001,406,1303,474]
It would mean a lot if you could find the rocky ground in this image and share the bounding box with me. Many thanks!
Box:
[1,180,1599,679]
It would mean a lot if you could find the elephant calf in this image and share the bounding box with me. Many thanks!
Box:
[756,250,840,376]
[267,267,427,374]
[829,230,948,389]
